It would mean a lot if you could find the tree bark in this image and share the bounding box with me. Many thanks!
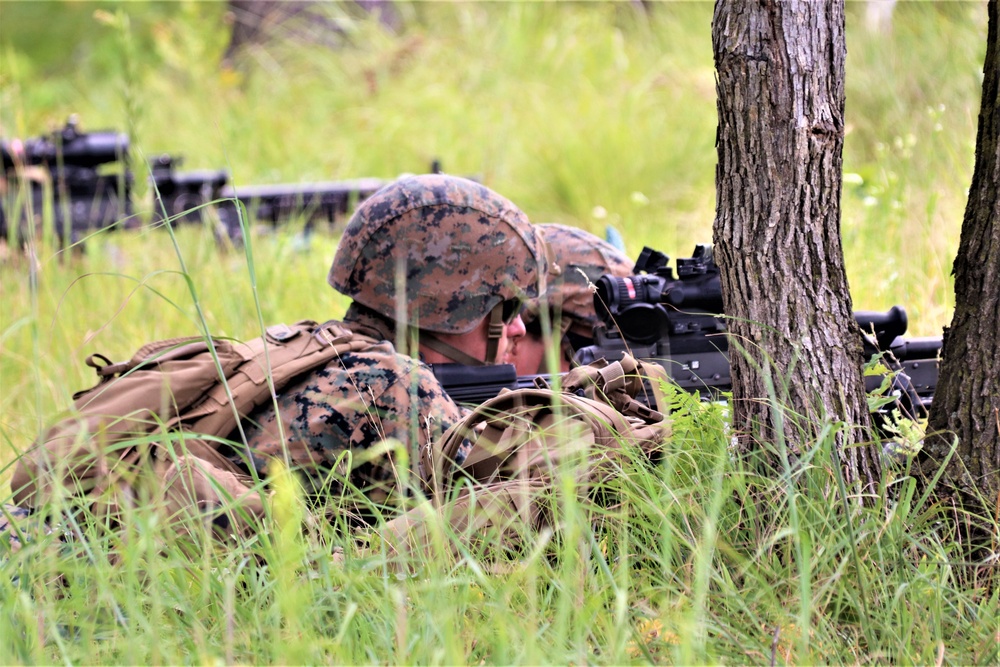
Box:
[712,0,878,489]
[926,1,1000,508]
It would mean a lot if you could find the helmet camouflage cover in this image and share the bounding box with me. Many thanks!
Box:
[329,174,548,335]
[529,223,634,338]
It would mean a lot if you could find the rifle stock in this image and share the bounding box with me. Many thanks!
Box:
[431,363,544,404]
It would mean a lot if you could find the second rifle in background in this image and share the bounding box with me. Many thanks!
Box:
[1,117,412,247]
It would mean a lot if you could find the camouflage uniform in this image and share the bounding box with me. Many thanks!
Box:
[1,504,33,555]
[234,337,465,510]
[234,174,549,513]
[6,175,547,537]
[523,223,633,367]
[330,174,547,337]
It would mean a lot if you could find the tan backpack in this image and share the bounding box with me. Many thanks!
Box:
[382,355,671,559]
[10,320,376,534]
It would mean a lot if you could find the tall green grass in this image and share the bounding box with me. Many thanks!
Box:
[0,2,984,332]
[1,2,995,664]
[2,387,996,664]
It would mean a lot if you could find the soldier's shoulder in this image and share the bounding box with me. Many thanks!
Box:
[337,341,459,410]
[336,338,427,375]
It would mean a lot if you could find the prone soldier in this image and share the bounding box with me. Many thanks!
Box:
[513,223,633,375]
[229,173,551,519]
[6,173,551,538]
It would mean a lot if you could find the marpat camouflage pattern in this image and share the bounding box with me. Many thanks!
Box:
[1,504,45,555]
[234,336,465,512]
[329,174,549,335]
[529,223,633,338]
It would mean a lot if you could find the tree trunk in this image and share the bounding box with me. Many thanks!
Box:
[926,1,1000,508]
[221,1,401,69]
[712,0,878,489]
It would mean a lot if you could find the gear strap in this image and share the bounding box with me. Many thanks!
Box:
[483,303,505,366]
[418,302,507,366]
[418,335,486,367]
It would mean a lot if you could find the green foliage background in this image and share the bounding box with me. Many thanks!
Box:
[0,2,995,665]
[1,0,986,421]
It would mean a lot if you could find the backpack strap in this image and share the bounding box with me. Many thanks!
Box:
[386,357,672,564]
[423,356,671,496]
[538,354,669,423]
[11,319,381,512]
[183,320,378,439]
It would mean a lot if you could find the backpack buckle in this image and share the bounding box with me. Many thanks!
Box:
[266,324,299,343]
[85,353,128,379]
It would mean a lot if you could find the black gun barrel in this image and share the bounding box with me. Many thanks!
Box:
[890,336,942,361]
[214,178,388,237]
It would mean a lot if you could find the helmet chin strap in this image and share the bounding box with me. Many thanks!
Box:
[532,311,574,374]
[419,302,505,366]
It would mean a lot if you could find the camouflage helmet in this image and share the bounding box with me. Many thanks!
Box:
[329,174,548,335]
[528,223,633,339]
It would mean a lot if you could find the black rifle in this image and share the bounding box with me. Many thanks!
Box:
[1,118,399,244]
[1,116,133,244]
[147,154,391,240]
[217,177,389,239]
[435,244,941,424]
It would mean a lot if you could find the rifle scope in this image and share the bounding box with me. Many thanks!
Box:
[594,244,723,345]
[1,117,127,170]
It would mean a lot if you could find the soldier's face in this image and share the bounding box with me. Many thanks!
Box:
[513,332,547,375]
[493,313,527,365]
[466,312,526,365]
[512,332,571,375]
